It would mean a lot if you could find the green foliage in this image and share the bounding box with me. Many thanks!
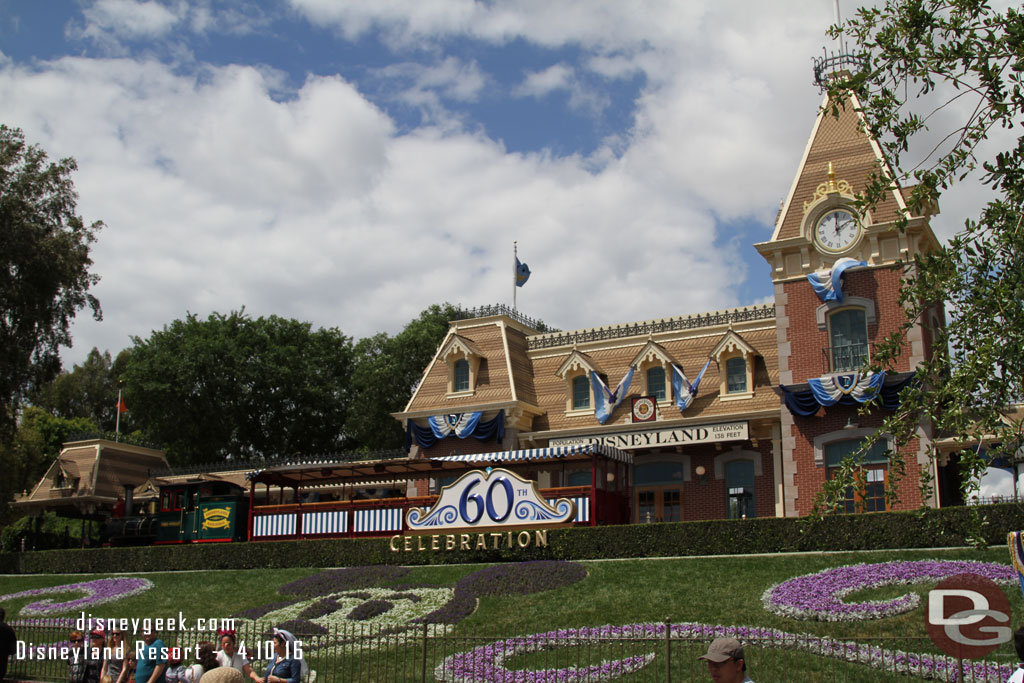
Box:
[0,125,103,446]
[31,347,132,431]
[0,510,100,553]
[0,406,97,522]
[4,503,1021,574]
[345,303,459,449]
[121,310,354,464]
[820,1,1024,511]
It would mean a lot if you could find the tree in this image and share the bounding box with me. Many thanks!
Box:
[822,1,1024,510]
[31,347,132,431]
[123,311,354,465]
[0,406,97,522]
[0,125,103,445]
[345,304,459,450]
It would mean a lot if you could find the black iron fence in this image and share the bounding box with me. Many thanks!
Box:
[7,619,1017,683]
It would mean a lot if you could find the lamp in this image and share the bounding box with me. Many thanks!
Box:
[606,472,615,483]
[843,417,859,430]
[695,465,707,485]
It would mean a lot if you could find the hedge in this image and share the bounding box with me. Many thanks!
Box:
[1,503,1021,574]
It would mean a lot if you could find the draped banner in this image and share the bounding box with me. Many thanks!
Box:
[406,410,505,450]
[808,371,885,405]
[780,372,916,417]
[1008,532,1024,600]
[672,358,712,413]
[428,412,482,439]
[590,367,635,424]
[807,257,867,302]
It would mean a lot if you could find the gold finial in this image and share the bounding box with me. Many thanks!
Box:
[803,161,854,213]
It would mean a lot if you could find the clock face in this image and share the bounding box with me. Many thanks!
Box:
[814,208,860,253]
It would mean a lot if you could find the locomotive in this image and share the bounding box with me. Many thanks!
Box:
[104,479,249,545]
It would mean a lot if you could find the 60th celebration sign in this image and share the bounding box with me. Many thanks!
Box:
[405,468,575,532]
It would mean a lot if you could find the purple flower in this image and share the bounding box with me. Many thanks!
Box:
[761,560,1016,622]
[0,578,153,616]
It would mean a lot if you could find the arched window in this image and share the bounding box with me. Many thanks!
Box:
[829,308,868,371]
[572,375,590,410]
[725,459,756,518]
[646,366,666,401]
[725,357,747,394]
[452,359,470,392]
[825,438,889,512]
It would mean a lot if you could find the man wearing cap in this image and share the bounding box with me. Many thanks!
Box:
[698,637,753,683]
[84,629,106,683]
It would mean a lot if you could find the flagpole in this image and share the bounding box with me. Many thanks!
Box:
[115,383,123,442]
[513,240,518,312]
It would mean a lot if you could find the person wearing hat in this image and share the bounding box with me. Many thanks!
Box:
[84,629,106,683]
[697,637,753,683]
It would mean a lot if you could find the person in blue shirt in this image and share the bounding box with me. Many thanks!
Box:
[135,628,167,683]
[261,630,302,683]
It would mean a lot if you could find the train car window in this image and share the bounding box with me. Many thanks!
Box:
[161,491,171,512]
[174,489,184,511]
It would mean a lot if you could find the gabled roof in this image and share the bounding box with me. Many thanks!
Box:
[710,330,758,361]
[555,349,601,379]
[629,339,677,368]
[438,333,484,361]
[770,93,909,243]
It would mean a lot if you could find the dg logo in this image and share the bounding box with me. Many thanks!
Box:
[926,573,1012,658]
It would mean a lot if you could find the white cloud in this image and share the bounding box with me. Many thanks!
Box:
[515,64,574,98]
[1,0,999,369]
[73,0,185,47]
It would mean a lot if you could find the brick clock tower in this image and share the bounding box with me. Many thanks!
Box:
[755,92,945,516]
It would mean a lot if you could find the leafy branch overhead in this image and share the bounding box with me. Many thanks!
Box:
[818,0,1024,513]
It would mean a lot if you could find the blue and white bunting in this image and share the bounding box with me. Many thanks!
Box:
[807,257,867,302]
[671,358,712,413]
[427,412,483,439]
[590,367,635,424]
[807,371,885,405]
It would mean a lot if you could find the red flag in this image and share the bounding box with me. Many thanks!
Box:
[117,396,128,413]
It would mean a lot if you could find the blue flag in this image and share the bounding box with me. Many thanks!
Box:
[515,257,531,287]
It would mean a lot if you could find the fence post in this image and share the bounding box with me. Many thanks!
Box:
[421,622,429,683]
[664,618,671,683]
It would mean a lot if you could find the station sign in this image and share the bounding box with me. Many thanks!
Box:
[549,421,748,450]
[405,468,575,533]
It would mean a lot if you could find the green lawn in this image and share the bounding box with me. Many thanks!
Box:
[1,546,1020,682]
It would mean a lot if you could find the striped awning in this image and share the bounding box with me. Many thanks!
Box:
[430,443,633,465]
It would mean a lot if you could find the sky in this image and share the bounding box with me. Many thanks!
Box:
[0,0,993,366]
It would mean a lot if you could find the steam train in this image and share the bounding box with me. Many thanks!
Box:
[104,480,249,545]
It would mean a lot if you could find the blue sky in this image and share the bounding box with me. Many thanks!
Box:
[0,0,978,365]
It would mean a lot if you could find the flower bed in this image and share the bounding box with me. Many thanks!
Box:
[761,560,1016,621]
[435,622,1013,683]
[0,577,154,616]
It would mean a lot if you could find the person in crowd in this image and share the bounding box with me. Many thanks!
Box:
[196,667,242,683]
[1007,625,1024,682]
[163,648,187,683]
[84,629,106,683]
[69,631,86,683]
[0,607,16,683]
[104,628,129,683]
[135,628,166,683]
[125,650,137,683]
[698,637,753,683]
[215,631,257,683]
[261,631,302,683]
[184,642,218,683]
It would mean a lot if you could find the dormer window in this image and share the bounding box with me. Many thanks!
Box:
[572,375,590,410]
[646,366,667,401]
[453,359,470,392]
[725,357,747,394]
[556,349,601,415]
[438,334,484,397]
[630,340,678,407]
[711,330,758,401]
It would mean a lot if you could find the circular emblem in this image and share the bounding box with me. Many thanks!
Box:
[632,397,655,422]
[925,573,1011,659]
